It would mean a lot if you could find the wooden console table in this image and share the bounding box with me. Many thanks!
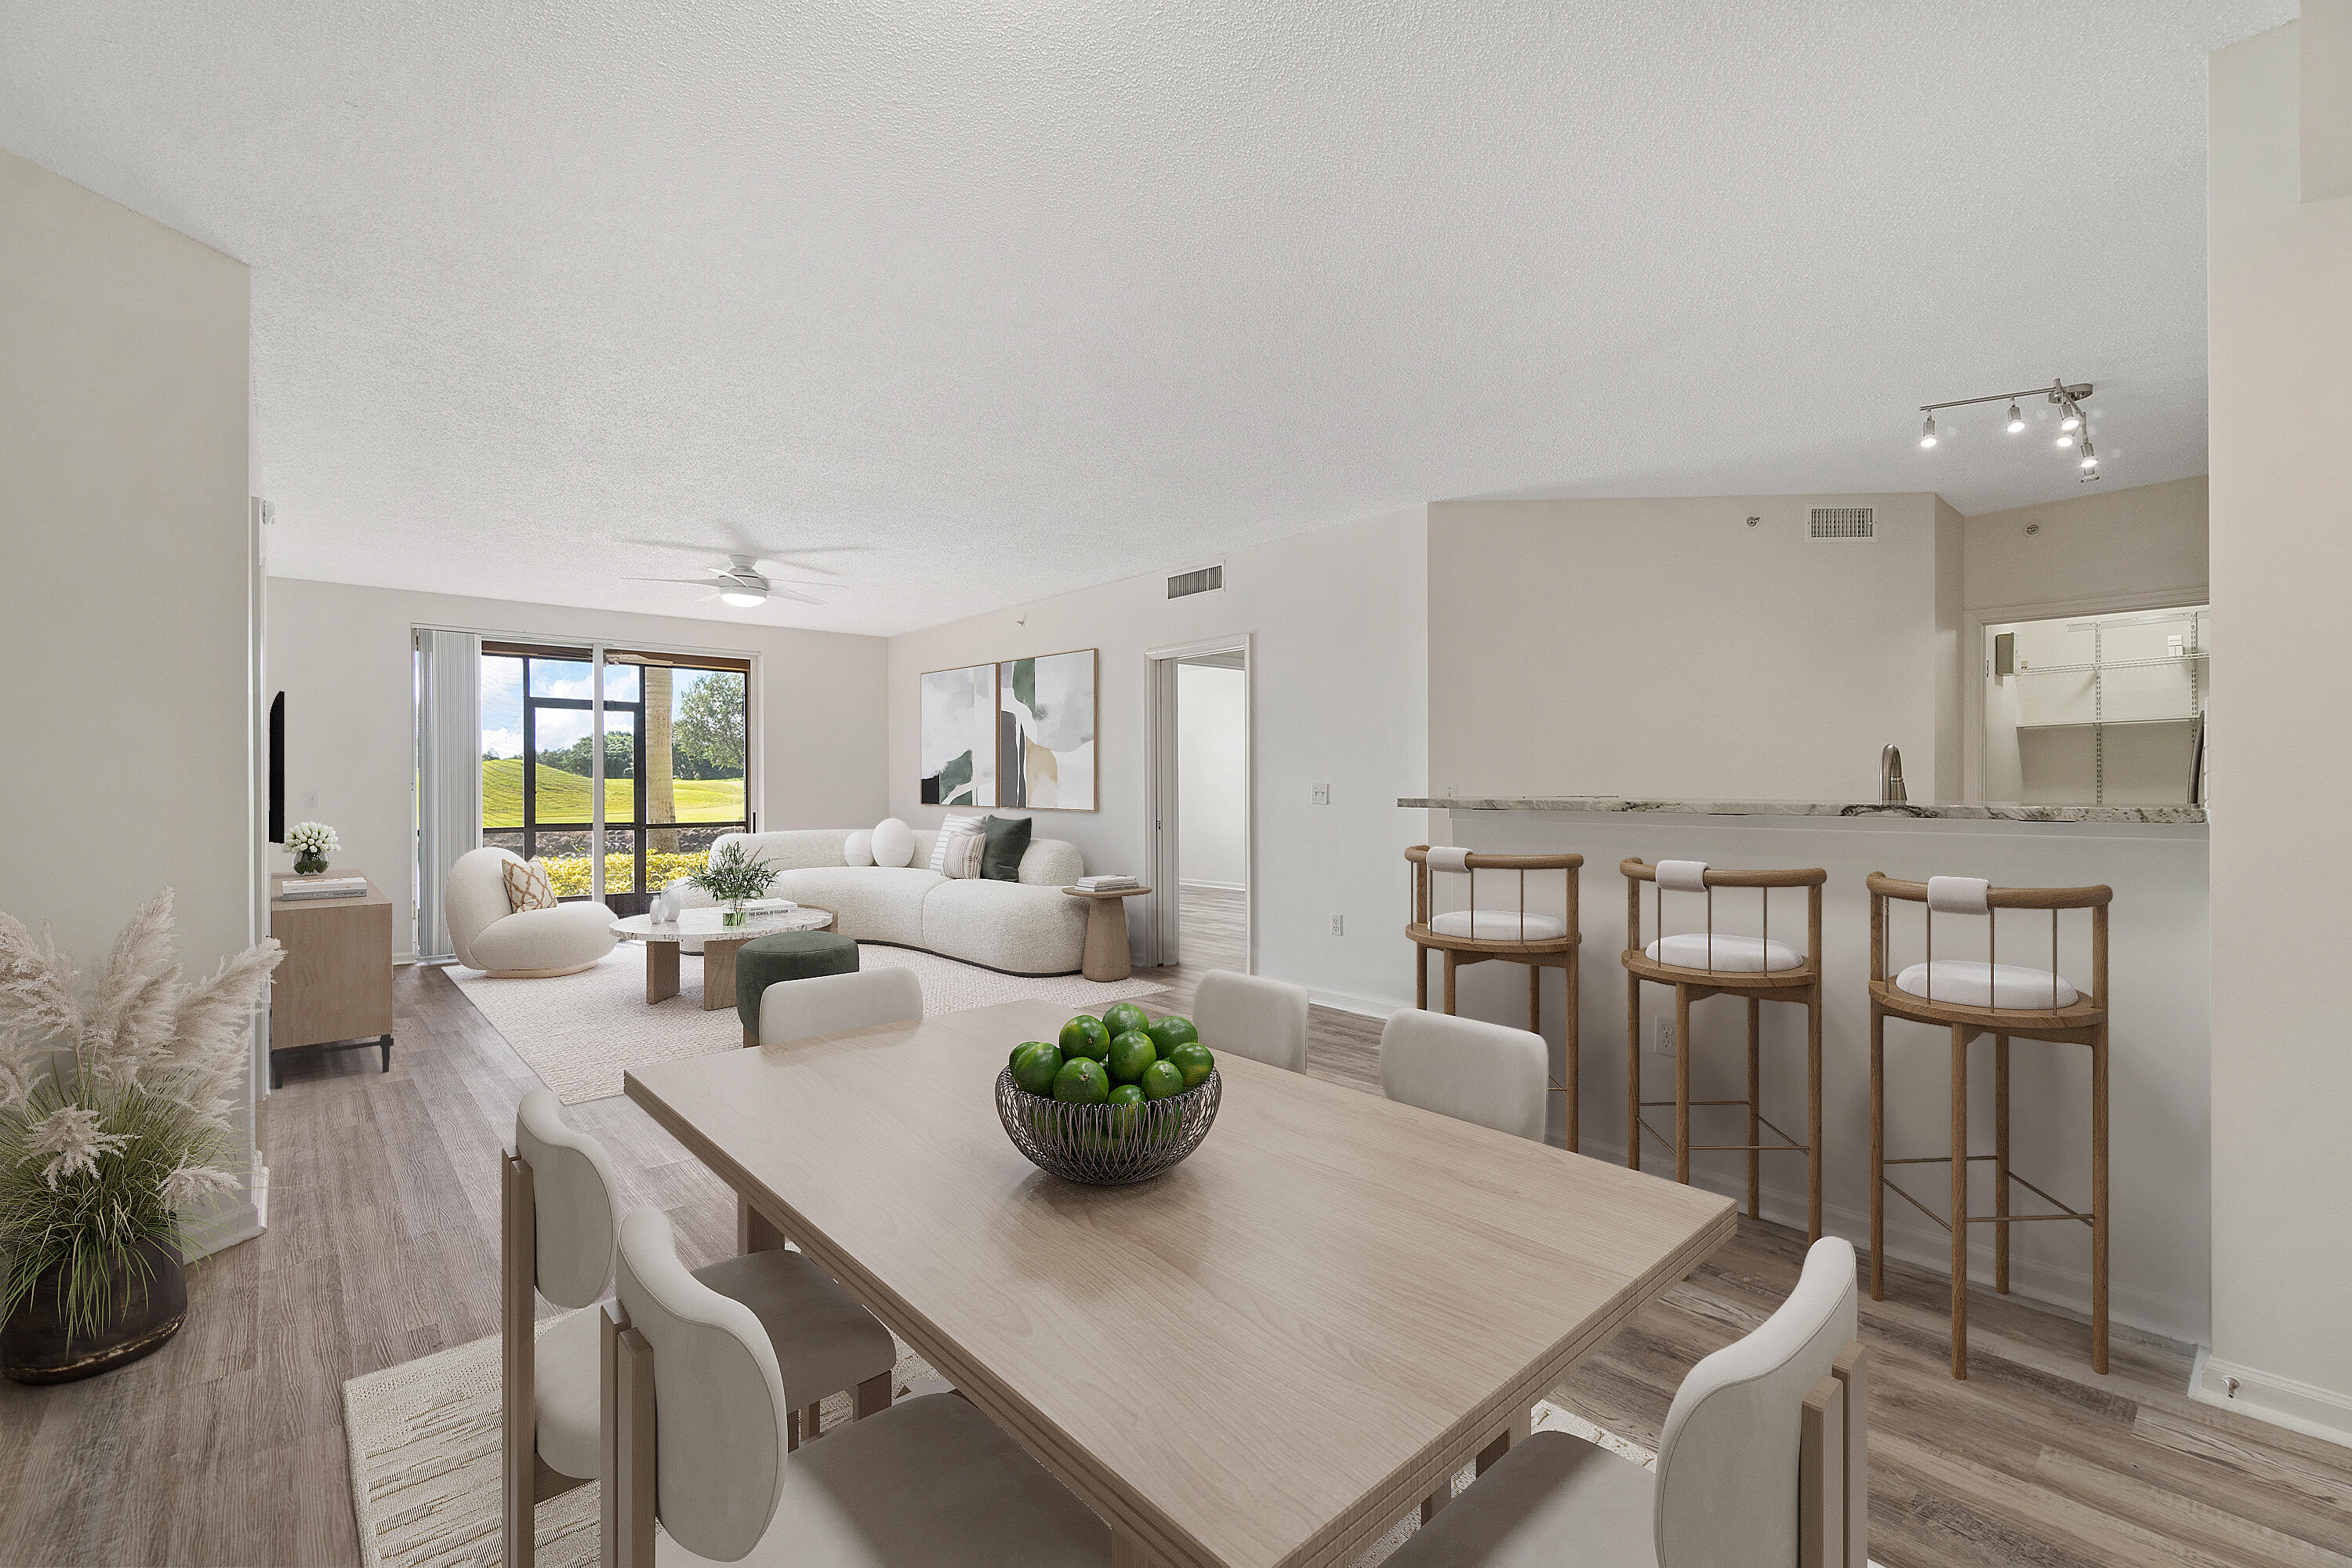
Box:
[267,871,394,1088]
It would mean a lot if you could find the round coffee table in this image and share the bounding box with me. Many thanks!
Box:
[611,908,835,1010]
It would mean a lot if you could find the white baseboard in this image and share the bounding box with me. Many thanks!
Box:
[2191,1345,2352,1451]
[1570,1131,2206,1347]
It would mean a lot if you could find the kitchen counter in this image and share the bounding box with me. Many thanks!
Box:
[1398,795,2205,825]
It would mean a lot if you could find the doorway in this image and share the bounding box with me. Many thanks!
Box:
[1145,637,1252,972]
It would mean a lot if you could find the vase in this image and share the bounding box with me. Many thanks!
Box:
[724,898,749,927]
[1,1239,187,1385]
[294,853,326,875]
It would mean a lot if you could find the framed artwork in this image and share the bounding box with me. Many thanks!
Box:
[920,663,997,807]
[998,648,1097,811]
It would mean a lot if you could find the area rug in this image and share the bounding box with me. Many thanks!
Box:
[450,943,1167,1104]
[344,1318,1650,1568]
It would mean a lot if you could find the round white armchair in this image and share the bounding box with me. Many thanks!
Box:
[445,848,619,977]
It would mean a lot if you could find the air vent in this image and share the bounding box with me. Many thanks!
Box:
[1167,563,1224,599]
[1809,506,1875,540]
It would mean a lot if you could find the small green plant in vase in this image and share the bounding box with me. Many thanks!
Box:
[285,821,339,876]
[688,841,779,926]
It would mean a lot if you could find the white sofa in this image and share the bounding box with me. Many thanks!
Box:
[670,829,1090,975]
[445,847,620,976]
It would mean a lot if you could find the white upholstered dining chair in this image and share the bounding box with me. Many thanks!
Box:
[503,1091,897,1568]
[1192,969,1310,1073]
[604,1207,1112,1568]
[1385,1236,1869,1568]
[757,967,925,1047]
[1380,1007,1549,1142]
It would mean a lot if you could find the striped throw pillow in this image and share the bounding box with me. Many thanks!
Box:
[940,829,987,879]
[928,815,986,873]
[502,855,557,913]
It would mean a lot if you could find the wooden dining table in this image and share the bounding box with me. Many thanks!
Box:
[624,997,1736,1568]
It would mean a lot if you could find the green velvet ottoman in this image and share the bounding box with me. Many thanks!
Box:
[735,930,859,1042]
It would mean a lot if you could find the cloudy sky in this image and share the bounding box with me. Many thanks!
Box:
[479,655,726,760]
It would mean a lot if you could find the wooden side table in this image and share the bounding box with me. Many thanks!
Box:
[267,872,394,1088]
[1063,886,1151,982]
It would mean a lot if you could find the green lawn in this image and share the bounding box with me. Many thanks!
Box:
[481,758,744,829]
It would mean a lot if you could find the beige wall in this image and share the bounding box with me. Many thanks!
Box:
[888,507,1428,1013]
[1963,476,2209,612]
[0,151,258,1237]
[2205,16,2352,1444]
[1428,495,1958,802]
[266,579,889,958]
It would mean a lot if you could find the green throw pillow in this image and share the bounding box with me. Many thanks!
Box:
[980,815,1033,881]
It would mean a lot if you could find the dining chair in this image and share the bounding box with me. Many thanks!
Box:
[1380,1008,1549,1142]
[503,1091,897,1568]
[1192,969,1309,1073]
[757,966,925,1047]
[604,1207,1112,1568]
[1386,1237,1869,1568]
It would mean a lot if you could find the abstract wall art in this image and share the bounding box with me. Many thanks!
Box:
[998,648,1096,811]
[919,662,996,807]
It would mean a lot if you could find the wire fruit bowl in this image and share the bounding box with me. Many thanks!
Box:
[995,1067,1221,1185]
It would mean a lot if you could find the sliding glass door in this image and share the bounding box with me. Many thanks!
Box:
[480,640,751,905]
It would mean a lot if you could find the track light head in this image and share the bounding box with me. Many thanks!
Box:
[2078,439,2097,470]
[2006,403,2026,434]
[1920,414,1937,448]
[2059,403,2082,433]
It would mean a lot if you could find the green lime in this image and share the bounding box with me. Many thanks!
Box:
[1106,1083,1146,1108]
[1102,1001,1150,1038]
[1011,1041,1064,1097]
[1059,1014,1111,1060]
[1138,1058,1185,1101]
[1167,1041,1214,1090]
[1052,1056,1110,1105]
[1106,1029,1157,1084]
[1105,1082,1146,1134]
[1011,1040,1051,1070]
[1143,1014,1198,1057]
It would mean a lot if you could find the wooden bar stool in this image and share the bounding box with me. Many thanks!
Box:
[1406,846,1584,1149]
[1622,858,1826,1241]
[1867,872,2111,1377]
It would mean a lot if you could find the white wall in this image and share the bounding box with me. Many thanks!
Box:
[1963,476,2209,613]
[1428,495,1959,802]
[266,579,889,959]
[0,150,259,1241]
[888,507,1429,1014]
[2205,15,2352,1445]
[1176,663,1247,888]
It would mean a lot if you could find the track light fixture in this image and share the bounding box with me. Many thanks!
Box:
[1915,377,2098,474]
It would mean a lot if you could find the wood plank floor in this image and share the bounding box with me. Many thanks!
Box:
[2,958,2343,1566]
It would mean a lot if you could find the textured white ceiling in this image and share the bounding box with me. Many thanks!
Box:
[2,2,2285,636]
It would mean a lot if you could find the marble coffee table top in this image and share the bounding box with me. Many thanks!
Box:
[611,907,834,943]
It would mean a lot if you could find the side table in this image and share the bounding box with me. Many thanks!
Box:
[1062,885,1152,982]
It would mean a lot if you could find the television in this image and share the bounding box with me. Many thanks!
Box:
[268,691,285,844]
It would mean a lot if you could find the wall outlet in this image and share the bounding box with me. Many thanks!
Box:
[1653,1017,1676,1058]
[1331,914,1345,937]
[1312,783,1331,806]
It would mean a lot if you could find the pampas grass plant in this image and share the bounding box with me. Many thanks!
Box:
[0,890,281,1347]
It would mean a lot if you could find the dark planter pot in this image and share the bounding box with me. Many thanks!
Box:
[294,854,327,875]
[1,1240,187,1385]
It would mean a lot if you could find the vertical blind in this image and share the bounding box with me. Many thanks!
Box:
[413,628,481,961]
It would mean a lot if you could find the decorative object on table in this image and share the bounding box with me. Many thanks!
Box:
[285,819,339,876]
[997,1012,1217,1184]
[920,663,998,808]
[998,649,1097,810]
[1073,873,1138,891]
[687,840,779,927]
[1063,882,1151,982]
[0,889,283,1383]
[276,875,368,900]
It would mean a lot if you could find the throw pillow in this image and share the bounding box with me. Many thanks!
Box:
[502,855,557,913]
[979,815,1033,882]
[871,817,916,868]
[843,829,875,866]
[928,815,986,872]
[940,830,988,879]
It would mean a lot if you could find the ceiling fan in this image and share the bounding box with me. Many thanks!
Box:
[624,526,866,608]
[626,555,831,608]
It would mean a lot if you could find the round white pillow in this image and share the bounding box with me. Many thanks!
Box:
[843,829,875,867]
[871,818,916,868]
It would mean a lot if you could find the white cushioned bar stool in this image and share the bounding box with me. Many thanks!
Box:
[1385,1236,1869,1568]
[604,1207,1111,1568]
[1406,845,1585,1147]
[1623,859,1827,1241]
[502,1091,897,1567]
[1867,873,2112,1377]
[1192,968,1310,1073]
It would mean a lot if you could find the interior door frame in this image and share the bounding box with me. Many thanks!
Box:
[1144,634,1254,973]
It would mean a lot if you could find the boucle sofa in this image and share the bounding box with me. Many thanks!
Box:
[670,828,1090,975]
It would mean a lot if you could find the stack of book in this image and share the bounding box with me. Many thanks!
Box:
[1074,874,1139,891]
[279,876,367,900]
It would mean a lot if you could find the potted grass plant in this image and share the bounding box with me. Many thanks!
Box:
[687,840,779,927]
[0,891,282,1384]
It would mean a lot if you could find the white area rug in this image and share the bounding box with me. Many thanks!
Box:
[450,944,1165,1105]
[343,1318,1652,1568]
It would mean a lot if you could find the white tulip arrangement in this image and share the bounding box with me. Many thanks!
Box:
[285,822,339,868]
[0,891,283,1345]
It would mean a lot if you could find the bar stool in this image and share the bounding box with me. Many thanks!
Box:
[1867,872,2111,1377]
[1406,846,1584,1148]
[1622,858,1825,1241]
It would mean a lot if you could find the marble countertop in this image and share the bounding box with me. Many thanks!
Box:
[1397,796,2206,825]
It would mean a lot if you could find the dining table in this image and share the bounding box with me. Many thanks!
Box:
[623,996,1736,1568]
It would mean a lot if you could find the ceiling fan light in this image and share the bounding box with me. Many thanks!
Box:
[719,588,764,607]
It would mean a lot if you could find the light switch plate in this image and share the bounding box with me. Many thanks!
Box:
[1312,784,1330,806]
